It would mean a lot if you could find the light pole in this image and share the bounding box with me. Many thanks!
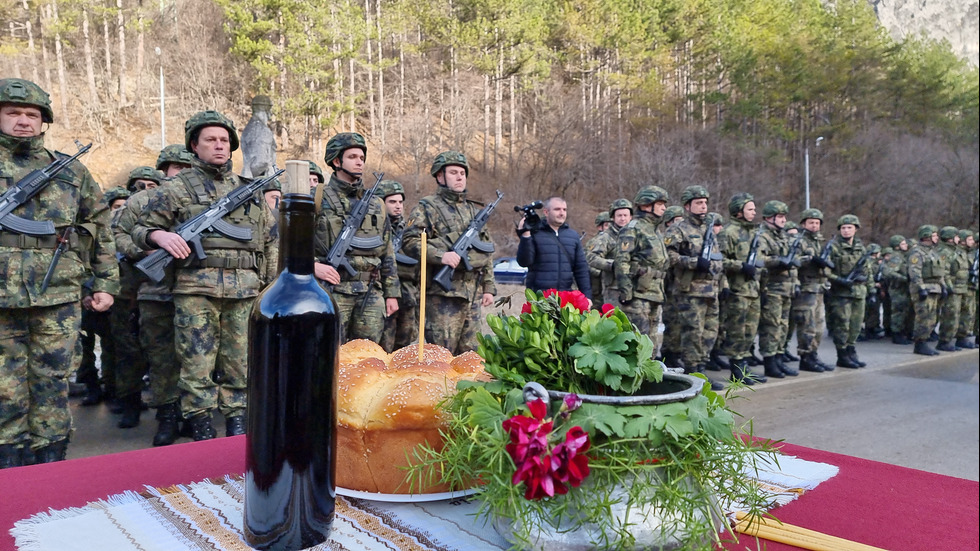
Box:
[804,136,823,210]
[156,47,165,148]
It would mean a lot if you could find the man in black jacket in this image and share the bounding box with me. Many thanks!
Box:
[517,197,592,300]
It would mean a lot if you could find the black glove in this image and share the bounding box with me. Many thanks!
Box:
[813,256,830,269]
[854,274,868,283]
[719,288,731,301]
[834,276,854,288]
[789,257,801,268]
[740,262,757,279]
[918,288,929,300]
[696,256,712,273]
[940,286,949,299]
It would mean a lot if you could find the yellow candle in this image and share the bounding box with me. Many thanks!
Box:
[418,230,426,361]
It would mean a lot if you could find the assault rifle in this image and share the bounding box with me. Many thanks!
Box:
[745,226,765,268]
[783,232,803,266]
[433,190,503,292]
[136,168,285,283]
[392,229,418,266]
[815,235,836,270]
[0,142,92,236]
[970,249,979,286]
[324,171,385,277]
[699,213,723,265]
[843,249,873,285]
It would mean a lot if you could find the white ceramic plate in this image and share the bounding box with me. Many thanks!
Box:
[336,486,478,503]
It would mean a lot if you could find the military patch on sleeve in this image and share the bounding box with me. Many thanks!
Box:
[663,236,673,246]
[910,256,918,264]
[620,241,631,251]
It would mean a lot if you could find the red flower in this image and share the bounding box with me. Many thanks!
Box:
[601,303,616,317]
[521,301,533,314]
[552,427,591,488]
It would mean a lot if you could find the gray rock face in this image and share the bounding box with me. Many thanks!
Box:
[872,0,979,66]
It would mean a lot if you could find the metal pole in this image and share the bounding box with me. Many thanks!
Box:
[157,47,165,148]
[804,145,810,211]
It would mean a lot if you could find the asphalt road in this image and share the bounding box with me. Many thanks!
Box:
[66,336,979,482]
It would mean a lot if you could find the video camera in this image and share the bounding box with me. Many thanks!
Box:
[515,201,543,227]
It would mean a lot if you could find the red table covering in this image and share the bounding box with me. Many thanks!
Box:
[0,437,976,551]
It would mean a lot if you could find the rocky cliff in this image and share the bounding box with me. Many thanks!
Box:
[872,0,979,66]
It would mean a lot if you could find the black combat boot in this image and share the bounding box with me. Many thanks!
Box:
[799,352,823,372]
[936,341,957,352]
[892,334,913,345]
[779,356,799,376]
[847,345,866,367]
[117,393,142,429]
[225,415,246,437]
[928,330,939,342]
[153,402,181,447]
[914,341,940,356]
[709,349,729,371]
[34,440,68,464]
[763,356,785,378]
[745,348,763,366]
[781,350,800,362]
[188,413,217,441]
[708,379,726,391]
[80,383,104,406]
[956,337,979,349]
[0,444,26,469]
[836,347,860,368]
[729,359,755,386]
[662,351,685,370]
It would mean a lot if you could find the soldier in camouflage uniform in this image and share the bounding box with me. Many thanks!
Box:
[155,144,193,178]
[825,214,874,368]
[756,200,799,378]
[791,209,833,372]
[663,186,725,390]
[955,230,978,349]
[0,79,119,467]
[883,235,913,344]
[936,226,965,352]
[403,151,496,355]
[614,186,670,358]
[660,204,687,367]
[308,161,324,192]
[312,133,399,343]
[908,225,944,356]
[133,110,278,441]
[584,211,612,302]
[379,180,419,352]
[586,200,631,305]
[860,243,885,341]
[705,213,730,372]
[111,167,165,433]
[718,193,766,385]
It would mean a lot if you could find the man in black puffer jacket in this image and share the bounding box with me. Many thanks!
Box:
[516,197,592,300]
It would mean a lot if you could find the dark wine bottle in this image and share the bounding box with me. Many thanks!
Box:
[245,193,339,550]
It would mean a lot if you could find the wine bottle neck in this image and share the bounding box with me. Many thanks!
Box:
[278,194,316,274]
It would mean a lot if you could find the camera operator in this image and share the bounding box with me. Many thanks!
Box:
[516,197,592,300]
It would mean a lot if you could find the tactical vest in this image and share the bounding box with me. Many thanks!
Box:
[177,172,264,270]
[316,179,389,283]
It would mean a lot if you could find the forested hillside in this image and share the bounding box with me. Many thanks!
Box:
[1,0,976,248]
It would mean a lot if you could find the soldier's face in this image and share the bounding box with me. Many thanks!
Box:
[335,148,365,181]
[688,198,708,215]
[931,233,939,243]
[653,201,667,216]
[309,174,320,189]
[192,126,231,165]
[803,218,821,232]
[712,224,722,235]
[613,208,631,227]
[767,214,786,228]
[164,163,190,177]
[966,236,976,247]
[741,202,756,222]
[384,194,404,218]
[441,165,467,192]
[135,179,158,190]
[0,104,43,137]
[899,240,908,251]
[598,221,610,232]
[110,199,127,211]
[839,224,856,239]
[264,190,281,211]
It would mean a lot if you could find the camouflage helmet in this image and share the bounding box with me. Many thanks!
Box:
[103,186,131,205]
[594,212,611,226]
[633,185,669,206]
[155,144,195,171]
[958,229,974,242]
[784,220,799,231]
[608,198,633,217]
[184,110,240,152]
[324,132,367,167]
[939,226,958,240]
[883,246,894,255]
[728,192,754,217]
[308,161,324,183]
[0,78,53,123]
[680,185,709,205]
[799,208,823,223]
[917,224,938,239]
[663,205,685,223]
[709,212,724,226]
[377,180,405,199]
[430,150,469,177]
[761,200,789,218]
[868,243,882,254]
[126,166,165,191]
[889,235,906,248]
[837,214,860,228]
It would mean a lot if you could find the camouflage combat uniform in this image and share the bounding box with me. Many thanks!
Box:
[380,212,419,352]
[883,247,912,341]
[614,210,668,354]
[313,172,399,343]
[792,227,830,367]
[957,236,978,345]
[663,212,724,371]
[908,238,945,345]
[586,222,625,305]
[0,133,119,458]
[825,236,873,359]
[403,186,496,355]
[936,236,964,348]
[109,203,148,415]
[757,223,797,366]
[133,157,278,423]
[718,217,763,369]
